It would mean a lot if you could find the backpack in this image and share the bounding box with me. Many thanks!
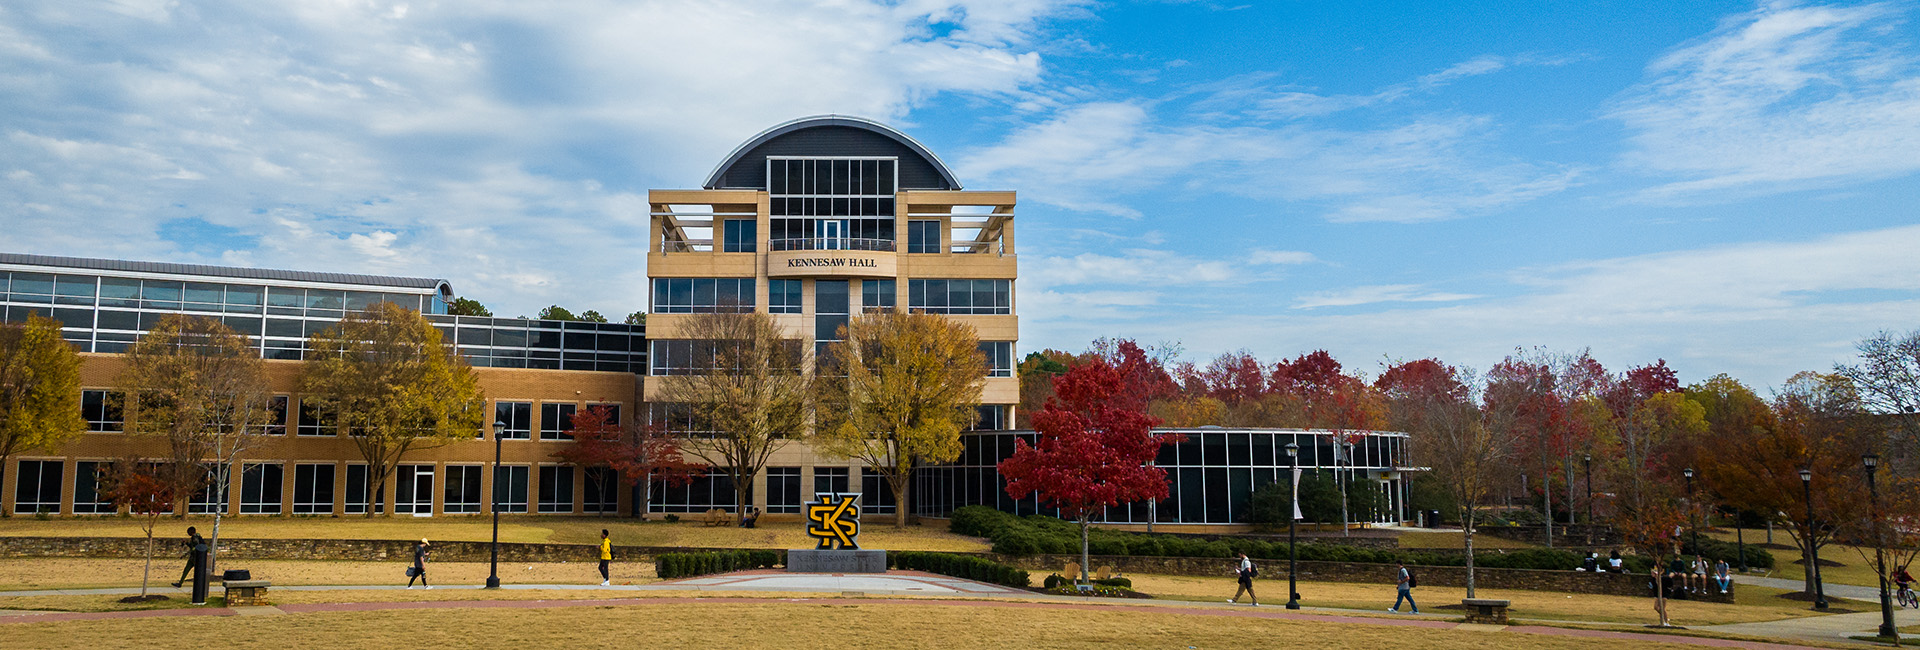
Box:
[1405,569,1418,589]
[1247,563,1259,578]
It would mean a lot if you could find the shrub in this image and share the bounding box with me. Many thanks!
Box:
[891,551,1030,588]
[655,550,781,579]
[1682,536,1775,570]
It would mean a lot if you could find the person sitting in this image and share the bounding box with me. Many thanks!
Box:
[739,507,759,529]
[1692,556,1710,593]
[1608,550,1625,573]
[1580,553,1599,572]
[1714,559,1732,594]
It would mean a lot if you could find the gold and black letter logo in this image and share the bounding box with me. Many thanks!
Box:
[805,492,861,550]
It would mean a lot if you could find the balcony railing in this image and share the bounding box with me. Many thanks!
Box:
[769,237,896,252]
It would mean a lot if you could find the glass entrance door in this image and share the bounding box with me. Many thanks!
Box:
[817,219,847,250]
[396,464,435,516]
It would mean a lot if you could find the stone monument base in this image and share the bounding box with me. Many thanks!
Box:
[786,548,888,573]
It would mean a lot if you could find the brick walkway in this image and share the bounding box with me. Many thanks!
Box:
[0,588,1835,649]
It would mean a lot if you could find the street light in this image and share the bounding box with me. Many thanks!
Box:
[1865,454,1896,640]
[486,418,506,589]
[1285,441,1300,610]
[1800,468,1828,610]
[1683,468,1698,564]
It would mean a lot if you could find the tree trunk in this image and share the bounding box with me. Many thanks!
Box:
[890,471,910,529]
[208,461,227,577]
[1464,505,1478,599]
[1080,515,1092,584]
[1802,539,1816,595]
[643,473,653,521]
[0,454,9,518]
[140,528,154,598]
[1542,472,1554,549]
[1654,568,1670,626]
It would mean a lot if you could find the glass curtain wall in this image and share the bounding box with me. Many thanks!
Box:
[767,157,897,252]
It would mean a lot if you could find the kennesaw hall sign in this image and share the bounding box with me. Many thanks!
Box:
[767,249,896,278]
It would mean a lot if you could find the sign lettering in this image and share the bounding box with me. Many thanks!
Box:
[805,492,862,550]
[786,258,880,268]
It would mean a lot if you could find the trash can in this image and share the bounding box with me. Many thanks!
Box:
[1423,510,1442,528]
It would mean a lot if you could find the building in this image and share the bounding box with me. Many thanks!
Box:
[2,115,1412,526]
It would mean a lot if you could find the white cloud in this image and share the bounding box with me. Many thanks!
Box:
[1608,0,1920,200]
[1024,248,1241,288]
[1293,284,1478,309]
[0,0,1073,317]
[1248,249,1317,265]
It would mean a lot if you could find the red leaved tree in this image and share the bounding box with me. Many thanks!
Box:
[1000,359,1178,583]
[552,405,705,518]
[99,458,175,598]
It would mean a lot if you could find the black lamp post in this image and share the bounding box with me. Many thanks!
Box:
[1683,468,1698,561]
[1866,454,1896,640]
[1285,441,1300,610]
[486,418,506,589]
[1800,468,1828,610]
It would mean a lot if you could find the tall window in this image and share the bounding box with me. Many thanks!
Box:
[188,465,226,514]
[769,279,803,314]
[969,405,1009,431]
[651,278,756,313]
[13,460,62,514]
[81,390,124,432]
[649,470,737,513]
[767,467,801,514]
[297,399,333,437]
[495,401,532,440]
[262,395,288,435]
[293,463,335,515]
[345,464,383,515]
[583,467,618,513]
[907,279,1011,315]
[722,219,757,253]
[862,280,895,313]
[979,341,1014,378]
[443,465,483,514]
[814,280,849,358]
[767,157,897,251]
[73,461,113,514]
[493,465,529,514]
[240,463,284,514]
[538,465,574,513]
[540,403,577,441]
[813,467,849,495]
[907,220,941,254]
[861,469,897,514]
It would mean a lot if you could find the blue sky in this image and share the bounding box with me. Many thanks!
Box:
[3,1,1918,388]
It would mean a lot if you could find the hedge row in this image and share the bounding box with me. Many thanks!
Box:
[951,506,1586,570]
[1682,536,1776,570]
[889,551,1030,588]
[656,550,782,579]
[1042,574,1132,590]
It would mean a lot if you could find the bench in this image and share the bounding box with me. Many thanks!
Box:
[1461,598,1510,625]
[704,508,735,527]
[223,579,272,607]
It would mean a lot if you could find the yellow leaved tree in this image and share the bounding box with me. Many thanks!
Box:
[0,314,85,515]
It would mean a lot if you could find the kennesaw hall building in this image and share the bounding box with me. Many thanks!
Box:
[1,115,1416,527]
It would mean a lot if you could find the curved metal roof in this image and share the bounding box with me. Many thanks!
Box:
[701,115,962,190]
[0,252,452,294]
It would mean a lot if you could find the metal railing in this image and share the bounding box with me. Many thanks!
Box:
[769,237,896,252]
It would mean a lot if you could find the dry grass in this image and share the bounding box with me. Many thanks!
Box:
[0,516,990,552]
[1123,574,1837,626]
[0,599,1725,649]
[1394,530,1539,550]
[0,559,660,591]
[1708,528,1898,588]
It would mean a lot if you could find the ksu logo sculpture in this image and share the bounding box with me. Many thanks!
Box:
[805,492,861,550]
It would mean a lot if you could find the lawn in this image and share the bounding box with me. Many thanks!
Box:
[0,559,662,591]
[1394,530,1539,550]
[1707,528,1900,588]
[1122,574,1844,626]
[0,599,1731,649]
[0,516,990,552]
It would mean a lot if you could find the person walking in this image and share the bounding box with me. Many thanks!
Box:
[170,526,207,588]
[598,529,613,586]
[1389,561,1419,614]
[407,539,432,589]
[1228,553,1258,606]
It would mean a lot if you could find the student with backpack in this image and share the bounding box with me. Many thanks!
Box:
[1389,561,1419,614]
[1228,553,1259,606]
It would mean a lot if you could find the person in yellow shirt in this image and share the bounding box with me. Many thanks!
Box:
[599,529,612,586]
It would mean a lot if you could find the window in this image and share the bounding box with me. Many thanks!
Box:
[907,220,941,254]
[651,278,756,313]
[862,280,895,313]
[907,279,1011,315]
[344,464,383,514]
[240,463,283,514]
[861,469,897,514]
[443,465,483,514]
[647,402,703,434]
[262,396,288,435]
[649,470,737,514]
[493,465,529,514]
[188,465,226,515]
[813,467,849,496]
[13,460,62,514]
[540,403,577,441]
[970,405,1009,431]
[538,466,574,513]
[586,404,621,430]
[767,158,898,252]
[584,466,619,513]
[297,398,333,437]
[81,390,124,432]
[723,219,757,253]
[768,279,802,314]
[767,467,801,514]
[979,341,1013,377]
[293,463,335,515]
[73,461,113,514]
[495,401,532,439]
[815,280,848,346]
